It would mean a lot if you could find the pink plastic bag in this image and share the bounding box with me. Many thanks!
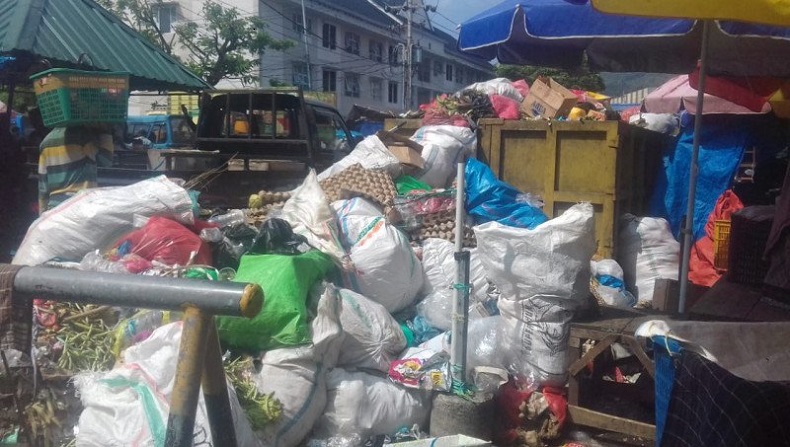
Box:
[490,94,521,120]
[511,79,530,98]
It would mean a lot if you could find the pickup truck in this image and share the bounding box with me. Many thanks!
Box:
[102,87,359,207]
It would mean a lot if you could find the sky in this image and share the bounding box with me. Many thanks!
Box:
[432,0,489,35]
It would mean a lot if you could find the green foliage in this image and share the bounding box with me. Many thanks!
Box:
[174,1,294,86]
[99,0,294,87]
[495,64,605,92]
[112,0,177,55]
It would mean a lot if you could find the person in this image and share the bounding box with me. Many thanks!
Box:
[38,124,114,213]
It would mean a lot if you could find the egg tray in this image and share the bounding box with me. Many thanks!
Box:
[319,163,397,208]
[405,209,477,247]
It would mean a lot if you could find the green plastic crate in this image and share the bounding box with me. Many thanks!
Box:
[30,68,130,127]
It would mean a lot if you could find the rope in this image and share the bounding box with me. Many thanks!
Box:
[450,364,474,399]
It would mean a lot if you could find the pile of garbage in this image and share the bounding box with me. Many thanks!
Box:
[8,119,679,447]
[414,77,620,124]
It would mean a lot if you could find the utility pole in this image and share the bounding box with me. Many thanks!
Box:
[404,0,413,110]
[300,0,312,90]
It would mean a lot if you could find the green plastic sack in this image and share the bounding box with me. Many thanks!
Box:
[395,175,432,195]
[216,251,335,351]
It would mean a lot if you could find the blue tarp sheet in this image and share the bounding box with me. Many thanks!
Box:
[465,158,548,229]
[649,116,747,241]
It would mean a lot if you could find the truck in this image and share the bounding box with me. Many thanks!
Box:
[101,87,359,207]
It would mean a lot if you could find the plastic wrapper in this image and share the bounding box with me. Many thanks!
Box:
[464,78,525,103]
[111,310,181,357]
[389,351,451,392]
[393,190,456,231]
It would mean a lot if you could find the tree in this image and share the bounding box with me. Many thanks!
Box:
[495,64,605,92]
[103,0,177,55]
[175,1,294,86]
[101,0,294,86]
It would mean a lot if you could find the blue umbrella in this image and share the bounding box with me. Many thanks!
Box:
[458,0,790,77]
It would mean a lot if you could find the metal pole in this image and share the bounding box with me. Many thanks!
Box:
[12,266,262,317]
[300,0,312,90]
[678,20,711,314]
[450,161,469,385]
[165,306,212,447]
[405,0,413,110]
[202,319,237,447]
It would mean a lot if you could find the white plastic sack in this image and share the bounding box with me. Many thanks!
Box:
[474,203,596,302]
[410,126,477,188]
[617,215,680,304]
[332,198,384,226]
[464,78,524,103]
[317,135,401,182]
[628,113,680,135]
[315,369,431,440]
[497,296,576,386]
[475,203,596,386]
[338,214,424,313]
[13,176,193,266]
[254,284,344,447]
[336,287,407,372]
[74,322,260,447]
[417,238,492,331]
[590,259,637,307]
[281,170,349,268]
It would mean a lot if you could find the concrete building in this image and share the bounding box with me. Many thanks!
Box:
[129,0,493,116]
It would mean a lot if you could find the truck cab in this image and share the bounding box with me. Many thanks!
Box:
[195,88,357,165]
[126,114,195,149]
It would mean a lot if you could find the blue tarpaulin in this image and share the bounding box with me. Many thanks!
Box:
[465,158,548,229]
[650,115,747,241]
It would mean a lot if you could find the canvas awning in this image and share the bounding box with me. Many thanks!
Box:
[0,0,210,91]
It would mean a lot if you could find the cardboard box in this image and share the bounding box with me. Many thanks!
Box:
[521,76,578,119]
[376,130,424,169]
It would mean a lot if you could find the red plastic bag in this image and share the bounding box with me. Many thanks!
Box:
[490,94,521,120]
[689,190,744,287]
[114,216,212,267]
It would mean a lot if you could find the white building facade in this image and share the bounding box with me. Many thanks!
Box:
[129,0,493,117]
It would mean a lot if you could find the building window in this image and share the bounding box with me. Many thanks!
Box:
[155,4,176,33]
[345,32,360,55]
[456,67,464,84]
[388,45,400,65]
[417,59,431,83]
[344,73,360,97]
[292,62,309,89]
[369,40,383,63]
[370,77,383,101]
[291,14,312,33]
[433,60,443,77]
[388,81,399,104]
[323,69,337,92]
[445,64,453,82]
[322,23,337,49]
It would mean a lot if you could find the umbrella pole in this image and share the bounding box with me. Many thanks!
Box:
[679,20,711,313]
[451,161,470,387]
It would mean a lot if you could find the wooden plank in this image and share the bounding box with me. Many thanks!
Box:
[568,334,618,376]
[568,343,582,406]
[568,405,656,439]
